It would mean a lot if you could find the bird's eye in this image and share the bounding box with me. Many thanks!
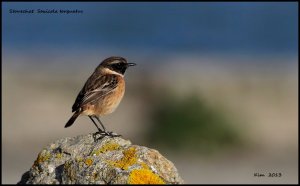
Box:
[112,63,121,69]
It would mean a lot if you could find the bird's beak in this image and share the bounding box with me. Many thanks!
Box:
[127,63,136,67]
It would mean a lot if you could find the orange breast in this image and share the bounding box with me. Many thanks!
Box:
[82,76,125,116]
[96,77,125,116]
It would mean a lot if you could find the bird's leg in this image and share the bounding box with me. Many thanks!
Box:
[89,116,106,141]
[94,116,122,138]
[89,116,104,133]
[94,116,107,132]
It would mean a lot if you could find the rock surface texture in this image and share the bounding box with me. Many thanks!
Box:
[18,134,184,184]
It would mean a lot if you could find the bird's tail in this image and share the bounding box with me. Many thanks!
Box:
[65,111,80,128]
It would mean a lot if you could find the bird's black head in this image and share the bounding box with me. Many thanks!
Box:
[98,56,136,75]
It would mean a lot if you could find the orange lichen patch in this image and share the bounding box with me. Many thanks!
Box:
[128,169,165,184]
[112,147,137,170]
[85,158,93,166]
[92,142,120,156]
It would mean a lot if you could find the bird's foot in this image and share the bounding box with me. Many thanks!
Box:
[93,131,121,142]
[104,131,122,138]
[93,131,106,142]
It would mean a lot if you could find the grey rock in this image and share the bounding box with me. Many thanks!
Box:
[18,133,184,184]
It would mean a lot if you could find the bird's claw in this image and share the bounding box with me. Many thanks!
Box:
[93,131,121,142]
[105,131,122,138]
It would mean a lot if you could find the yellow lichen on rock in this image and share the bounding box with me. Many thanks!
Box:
[33,151,51,166]
[55,153,63,159]
[92,142,120,156]
[21,135,184,184]
[113,147,137,170]
[128,169,165,184]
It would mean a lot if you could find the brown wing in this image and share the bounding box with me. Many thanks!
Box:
[72,73,119,112]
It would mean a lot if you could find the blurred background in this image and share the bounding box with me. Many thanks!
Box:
[2,2,298,184]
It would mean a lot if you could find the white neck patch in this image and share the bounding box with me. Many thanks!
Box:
[101,67,124,77]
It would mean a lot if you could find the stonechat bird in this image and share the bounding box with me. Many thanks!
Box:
[65,56,136,138]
